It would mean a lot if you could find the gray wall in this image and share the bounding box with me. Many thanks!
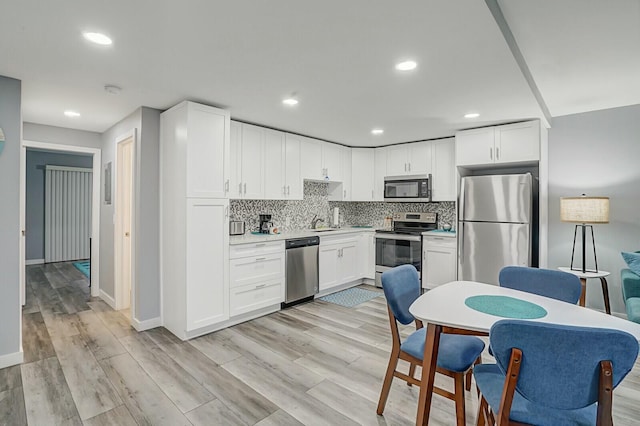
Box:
[548,104,640,315]
[25,151,93,261]
[100,107,161,322]
[0,76,22,361]
[24,122,102,149]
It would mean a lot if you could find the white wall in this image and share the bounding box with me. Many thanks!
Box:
[100,107,161,322]
[0,75,22,365]
[24,122,101,149]
[548,104,640,315]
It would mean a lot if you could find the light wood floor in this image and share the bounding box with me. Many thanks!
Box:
[2,262,639,425]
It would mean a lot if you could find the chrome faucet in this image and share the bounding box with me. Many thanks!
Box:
[311,214,325,229]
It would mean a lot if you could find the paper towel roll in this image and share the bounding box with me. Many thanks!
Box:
[333,207,340,227]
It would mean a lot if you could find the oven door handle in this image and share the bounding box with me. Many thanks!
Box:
[375,234,422,242]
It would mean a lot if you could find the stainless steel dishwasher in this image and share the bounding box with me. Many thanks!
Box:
[283,236,319,307]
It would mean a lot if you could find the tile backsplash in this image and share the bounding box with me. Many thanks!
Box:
[230,181,456,233]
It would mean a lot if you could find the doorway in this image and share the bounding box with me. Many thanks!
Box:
[114,131,135,313]
[20,141,101,304]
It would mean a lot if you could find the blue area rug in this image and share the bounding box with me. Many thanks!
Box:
[73,261,90,278]
[319,287,382,308]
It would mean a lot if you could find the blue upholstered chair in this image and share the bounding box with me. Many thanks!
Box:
[377,264,485,426]
[499,266,582,304]
[474,320,638,426]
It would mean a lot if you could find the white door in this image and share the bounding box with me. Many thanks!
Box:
[341,147,352,200]
[351,149,374,201]
[186,198,229,331]
[319,245,339,291]
[229,121,243,199]
[374,147,387,201]
[386,145,408,176]
[338,242,359,283]
[432,138,456,201]
[455,127,495,167]
[240,124,265,199]
[300,137,323,180]
[186,103,230,198]
[322,143,342,181]
[263,129,285,199]
[285,134,303,200]
[495,121,540,164]
[408,141,432,174]
[116,136,134,311]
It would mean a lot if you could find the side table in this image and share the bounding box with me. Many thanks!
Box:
[558,267,611,314]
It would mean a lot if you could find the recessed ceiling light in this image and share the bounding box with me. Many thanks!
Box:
[282,98,298,106]
[371,129,384,135]
[395,60,417,71]
[64,110,81,118]
[464,113,480,119]
[83,32,113,45]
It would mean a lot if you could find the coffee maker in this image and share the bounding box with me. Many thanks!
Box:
[259,214,273,234]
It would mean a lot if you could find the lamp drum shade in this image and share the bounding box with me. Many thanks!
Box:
[560,196,609,224]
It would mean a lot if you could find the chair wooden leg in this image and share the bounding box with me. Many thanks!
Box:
[408,363,416,386]
[454,372,466,426]
[377,349,399,415]
[476,395,487,426]
[466,356,482,391]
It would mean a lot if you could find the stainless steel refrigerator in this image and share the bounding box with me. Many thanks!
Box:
[458,173,532,285]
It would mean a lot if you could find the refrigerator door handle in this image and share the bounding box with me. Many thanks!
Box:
[459,177,466,221]
[458,223,464,264]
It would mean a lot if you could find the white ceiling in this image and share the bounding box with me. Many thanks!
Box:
[0,1,636,147]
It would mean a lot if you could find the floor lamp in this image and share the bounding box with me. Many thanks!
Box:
[560,195,609,273]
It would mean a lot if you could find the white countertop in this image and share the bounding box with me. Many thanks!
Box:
[230,226,377,245]
[422,230,457,238]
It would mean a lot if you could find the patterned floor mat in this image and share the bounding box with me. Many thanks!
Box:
[319,287,382,307]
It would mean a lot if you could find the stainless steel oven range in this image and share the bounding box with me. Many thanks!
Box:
[375,212,437,287]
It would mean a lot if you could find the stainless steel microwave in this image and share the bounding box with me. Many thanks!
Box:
[383,174,432,202]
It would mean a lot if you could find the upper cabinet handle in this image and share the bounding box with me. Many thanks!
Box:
[489,147,493,160]
[496,147,500,160]
[244,183,247,194]
[225,179,229,192]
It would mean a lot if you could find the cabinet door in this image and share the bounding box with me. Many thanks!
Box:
[432,138,456,201]
[319,245,339,291]
[240,124,265,199]
[185,198,229,331]
[186,103,230,198]
[229,121,243,199]
[322,142,343,181]
[300,137,323,180]
[423,245,456,289]
[495,121,540,165]
[263,129,285,199]
[408,141,432,174]
[338,242,359,283]
[351,149,374,201]
[386,145,408,176]
[341,147,352,200]
[285,134,303,200]
[373,147,387,201]
[366,233,376,280]
[455,127,495,167]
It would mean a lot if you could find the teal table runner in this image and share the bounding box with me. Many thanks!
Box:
[464,295,547,319]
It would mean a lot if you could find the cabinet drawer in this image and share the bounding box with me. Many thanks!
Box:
[230,241,284,259]
[230,280,282,317]
[230,253,284,288]
[320,234,359,246]
[423,235,457,248]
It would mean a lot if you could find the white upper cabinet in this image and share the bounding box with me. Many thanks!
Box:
[238,123,265,199]
[300,137,346,182]
[351,148,375,201]
[456,120,540,167]
[322,143,343,182]
[386,141,433,176]
[180,102,230,198]
[328,146,352,201]
[431,138,456,201]
[373,146,387,201]
[263,129,285,199]
[300,137,324,181]
[495,121,540,165]
[284,133,303,200]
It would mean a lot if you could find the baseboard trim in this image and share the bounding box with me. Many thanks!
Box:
[25,259,44,265]
[132,316,162,332]
[0,350,23,369]
[99,290,117,310]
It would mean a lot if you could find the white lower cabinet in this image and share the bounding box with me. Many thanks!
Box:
[229,241,285,316]
[422,234,457,289]
[319,235,360,291]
